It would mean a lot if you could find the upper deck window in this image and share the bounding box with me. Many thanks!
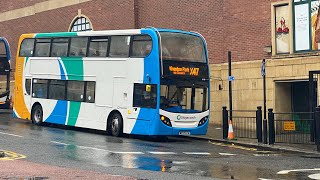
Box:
[160,32,206,63]
[109,36,130,57]
[131,35,152,57]
[20,39,35,57]
[35,39,51,57]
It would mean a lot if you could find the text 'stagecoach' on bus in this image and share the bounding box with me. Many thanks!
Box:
[13,28,210,136]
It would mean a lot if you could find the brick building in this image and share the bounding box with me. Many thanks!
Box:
[0,0,318,124]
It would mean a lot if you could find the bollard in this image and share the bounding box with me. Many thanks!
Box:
[222,106,228,139]
[263,119,268,144]
[315,107,320,152]
[268,108,275,145]
[256,106,262,143]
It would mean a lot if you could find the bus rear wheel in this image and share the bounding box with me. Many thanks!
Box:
[109,113,123,137]
[31,105,43,125]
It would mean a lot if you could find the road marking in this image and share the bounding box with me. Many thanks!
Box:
[0,150,26,161]
[210,141,257,151]
[309,173,320,179]
[51,141,69,146]
[51,141,144,154]
[0,131,23,138]
[149,151,177,155]
[277,168,320,175]
[219,153,237,156]
[254,154,279,157]
[112,151,144,154]
[183,152,211,155]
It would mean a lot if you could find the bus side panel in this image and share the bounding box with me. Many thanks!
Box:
[129,29,163,135]
[13,34,35,119]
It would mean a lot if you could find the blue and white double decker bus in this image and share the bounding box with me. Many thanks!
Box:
[0,37,11,109]
[13,28,210,136]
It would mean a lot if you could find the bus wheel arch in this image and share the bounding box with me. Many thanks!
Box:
[106,110,123,137]
[31,102,43,125]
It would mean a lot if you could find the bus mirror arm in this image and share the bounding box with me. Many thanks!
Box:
[146,74,151,83]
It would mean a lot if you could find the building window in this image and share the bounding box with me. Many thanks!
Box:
[293,0,320,52]
[70,16,92,32]
[275,5,290,54]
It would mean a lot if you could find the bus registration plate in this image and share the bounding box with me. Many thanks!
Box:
[179,131,190,135]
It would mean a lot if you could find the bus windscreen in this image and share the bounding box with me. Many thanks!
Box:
[160,32,206,63]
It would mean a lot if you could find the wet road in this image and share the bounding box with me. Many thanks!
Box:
[1,112,320,180]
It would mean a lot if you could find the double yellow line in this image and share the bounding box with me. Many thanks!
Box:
[209,141,271,153]
[0,150,26,161]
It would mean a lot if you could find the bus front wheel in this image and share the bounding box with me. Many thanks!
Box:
[31,105,43,125]
[108,113,123,137]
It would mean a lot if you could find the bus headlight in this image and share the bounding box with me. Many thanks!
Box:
[160,115,172,127]
[198,116,208,126]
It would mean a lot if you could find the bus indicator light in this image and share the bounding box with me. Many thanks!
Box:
[146,85,151,92]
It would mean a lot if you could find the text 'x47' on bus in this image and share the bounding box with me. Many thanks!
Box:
[13,28,210,137]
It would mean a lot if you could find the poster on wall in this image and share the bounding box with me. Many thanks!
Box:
[275,5,290,54]
[311,1,320,50]
[294,3,310,51]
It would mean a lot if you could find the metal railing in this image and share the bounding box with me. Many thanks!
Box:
[268,109,315,144]
[222,106,262,142]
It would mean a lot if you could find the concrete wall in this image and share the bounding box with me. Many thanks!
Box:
[210,54,320,125]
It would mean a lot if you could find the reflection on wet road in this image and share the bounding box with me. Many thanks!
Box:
[1,113,320,180]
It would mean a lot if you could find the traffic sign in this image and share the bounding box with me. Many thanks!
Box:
[228,76,235,81]
[261,59,266,76]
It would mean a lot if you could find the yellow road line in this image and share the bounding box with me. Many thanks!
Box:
[0,150,26,161]
[209,141,258,151]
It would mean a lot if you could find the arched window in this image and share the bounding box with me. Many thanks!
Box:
[69,16,93,32]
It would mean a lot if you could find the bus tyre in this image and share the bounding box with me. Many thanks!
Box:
[31,105,43,125]
[110,113,123,137]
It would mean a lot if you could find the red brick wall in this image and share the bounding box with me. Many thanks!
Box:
[136,0,272,63]
[136,0,225,64]
[0,0,45,14]
[0,0,135,70]
[222,0,271,63]
[0,0,273,66]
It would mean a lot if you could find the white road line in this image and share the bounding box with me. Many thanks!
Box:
[183,152,211,155]
[51,141,144,154]
[309,173,320,179]
[112,151,144,154]
[277,168,320,175]
[219,153,237,156]
[51,141,70,146]
[0,131,23,138]
[149,151,177,155]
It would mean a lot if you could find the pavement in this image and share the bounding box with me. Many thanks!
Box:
[189,124,320,155]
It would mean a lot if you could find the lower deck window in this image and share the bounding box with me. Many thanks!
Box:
[32,79,48,98]
[32,78,95,103]
[133,83,157,108]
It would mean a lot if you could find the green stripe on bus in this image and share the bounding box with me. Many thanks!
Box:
[24,57,29,67]
[35,32,77,38]
[61,57,84,81]
[67,101,81,126]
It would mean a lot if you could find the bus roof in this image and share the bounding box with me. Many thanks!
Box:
[19,28,202,39]
[0,37,10,61]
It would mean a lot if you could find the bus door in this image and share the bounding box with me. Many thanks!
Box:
[0,38,11,108]
[24,77,32,108]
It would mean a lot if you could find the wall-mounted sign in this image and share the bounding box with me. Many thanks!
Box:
[275,5,290,54]
[284,121,296,131]
[294,4,310,51]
